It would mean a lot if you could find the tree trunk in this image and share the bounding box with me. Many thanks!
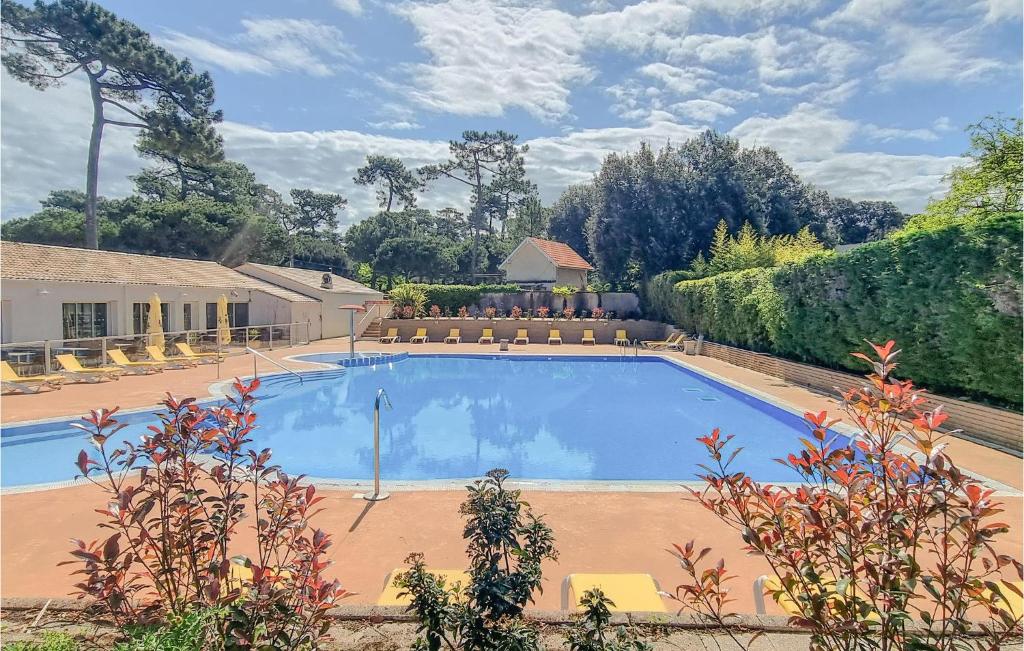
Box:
[84,75,105,249]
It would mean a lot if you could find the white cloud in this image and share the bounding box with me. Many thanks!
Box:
[862,123,939,142]
[240,18,356,77]
[393,0,591,120]
[332,0,363,16]
[978,0,1023,22]
[579,0,693,52]
[730,103,857,160]
[157,32,276,75]
[156,18,355,79]
[639,63,711,96]
[669,99,736,122]
[876,24,1003,83]
[366,119,423,130]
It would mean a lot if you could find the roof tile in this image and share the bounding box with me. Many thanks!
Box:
[526,237,593,270]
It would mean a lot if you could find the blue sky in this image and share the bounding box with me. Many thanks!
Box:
[2,0,1021,224]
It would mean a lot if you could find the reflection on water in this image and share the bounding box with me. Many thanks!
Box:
[252,356,814,482]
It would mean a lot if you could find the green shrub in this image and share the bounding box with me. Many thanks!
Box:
[115,610,222,651]
[401,283,520,312]
[390,284,428,317]
[2,632,79,651]
[647,212,1023,407]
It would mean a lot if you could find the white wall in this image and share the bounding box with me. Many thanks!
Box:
[555,267,588,289]
[235,264,383,339]
[0,279,305,343]
[501,243,556,284]
[250,291,322,341]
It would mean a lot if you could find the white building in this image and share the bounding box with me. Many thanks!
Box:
[499,237,593,290]
[0,242,381,344]
[235,263,385,339]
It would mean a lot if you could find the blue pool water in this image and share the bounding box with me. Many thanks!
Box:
[1,355,839,487]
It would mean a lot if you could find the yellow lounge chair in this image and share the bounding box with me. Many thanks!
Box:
[642,333,682,350]
[146,345,196,369]
[561,573,666,613]
[379,327,400,344]
[175,342,223,363]
[548,329,562,345]
[107,349,164,373]
[410,328,429,344]
[478,328,494,344]
[55,354,122,382]
[377,568,470,606]
[444,328,461,344]
[1,360,63,394]
[581,329,596,345]
[513,329,529,345]
[613,329,629,346]
[753,575,880,621]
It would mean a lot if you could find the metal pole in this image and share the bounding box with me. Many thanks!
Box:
[349,310,355,360]
[364,388,392,501]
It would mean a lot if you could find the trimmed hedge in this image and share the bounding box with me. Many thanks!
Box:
[647,213,1023,408]
[404,283,521,312]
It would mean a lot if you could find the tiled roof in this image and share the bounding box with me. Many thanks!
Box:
[0,241,317,302]
[525,237,593,270]
[238,262,380,295]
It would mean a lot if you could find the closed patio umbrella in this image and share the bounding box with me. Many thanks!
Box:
[217,295,231,345]
[147,294,165,350]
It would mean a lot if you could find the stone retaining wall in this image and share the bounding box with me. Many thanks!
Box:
[380,318,669,345]
[699,341,1023,454]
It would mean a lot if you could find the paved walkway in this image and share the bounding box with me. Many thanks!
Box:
[2,337,1021,613]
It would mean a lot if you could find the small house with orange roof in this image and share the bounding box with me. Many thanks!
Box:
[499,237,593,290]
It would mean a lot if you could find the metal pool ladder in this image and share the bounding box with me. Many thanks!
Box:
[363,388,392,502]
[247,347,303,384]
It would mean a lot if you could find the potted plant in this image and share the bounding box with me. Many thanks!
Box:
[562,306,575,320]
[429,304,442,319]
[536,306,550,320]
[591,306,605,320]
[510,305,522,320]
[458,306,469,319]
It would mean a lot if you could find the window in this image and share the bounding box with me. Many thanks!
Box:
[183,304,193,331]
[62,303,108,339]
[133,303,170,334]
[205,302,249,329]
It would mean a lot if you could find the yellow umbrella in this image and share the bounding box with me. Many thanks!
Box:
[147,293,165,349]
[217,294,231,345]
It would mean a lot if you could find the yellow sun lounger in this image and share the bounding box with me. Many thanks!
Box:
[513,329,529,345]
[107,349,164,373]
[754,575,881,621]
[444,328,461,344]
[377,568,471,606]
[581,329,596,345]
[478,328,494,344]
[561,574,666,613]
[55,354,122,382]
[410,328,429,343]
[548,329,562,345]
[379,327,400,344]
[613,329,629,346]
[1,360,63,394]
[642,333,682,350]
[175,342,223,363]
[146,345,196,369]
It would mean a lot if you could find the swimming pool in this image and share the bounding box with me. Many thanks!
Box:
[1,354,841,488]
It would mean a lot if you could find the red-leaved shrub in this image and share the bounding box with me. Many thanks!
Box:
[511,305,523,319]
[429,304,441,318]
[536,306,550,319]
[671,341,1022,650]
[64,380,349,647]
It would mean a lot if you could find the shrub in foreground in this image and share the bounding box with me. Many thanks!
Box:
[397,469,558,650]
[64,380,349,649]
[673,341,1023,650]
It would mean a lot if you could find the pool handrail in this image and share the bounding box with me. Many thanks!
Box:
[247,347,303,384]
[364,388,392,502]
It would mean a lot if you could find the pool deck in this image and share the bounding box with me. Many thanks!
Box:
[2,337,1022,614]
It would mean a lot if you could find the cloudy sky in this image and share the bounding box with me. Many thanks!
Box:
[2,0,1021,226]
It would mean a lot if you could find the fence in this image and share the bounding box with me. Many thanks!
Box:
[1,321,312,376]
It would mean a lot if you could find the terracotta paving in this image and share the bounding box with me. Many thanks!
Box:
[2,337,1022,613]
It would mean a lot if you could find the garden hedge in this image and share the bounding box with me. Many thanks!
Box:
[404,283,521,312]
[647,212,1023,408]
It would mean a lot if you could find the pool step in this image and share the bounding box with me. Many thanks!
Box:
[360,318,384,340]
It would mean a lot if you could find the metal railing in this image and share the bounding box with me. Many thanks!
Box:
[0,321,312,375]
[247,347,303,383]
[363,388,392,502]
[354,301,393,339]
